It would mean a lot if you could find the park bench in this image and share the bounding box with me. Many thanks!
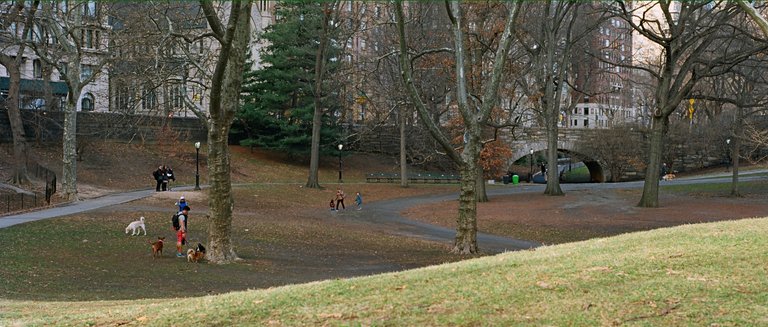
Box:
[366,172,461,184]
[366,172,399,183]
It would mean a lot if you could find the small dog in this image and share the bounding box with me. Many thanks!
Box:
[125,217,146,236]
[187,249,205,263]
[150,237,165,258]
[662,173,676,181]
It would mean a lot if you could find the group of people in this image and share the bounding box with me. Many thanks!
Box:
[172,196,191,258]
[152,166,176,192]
[330,188,362,211]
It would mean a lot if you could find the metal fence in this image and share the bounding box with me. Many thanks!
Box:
[1,192,42,214]
[0,160,57,215]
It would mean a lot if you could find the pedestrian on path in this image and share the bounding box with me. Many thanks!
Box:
[354,192,362,210]
[152,166,164,191]
[175,195,188,212]
[335,188,346,210]
[160,166,170,191]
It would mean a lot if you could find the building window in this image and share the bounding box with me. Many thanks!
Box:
[584,119,589,127]
[142,85,157,111]
[33,59,42,79]
[80,64,94,81]
[83,0,97,17]
[82,29,99,49]
[116,84,133,112]
[81,93,94,111]
[169,83,184,109]
[584,108,589,115]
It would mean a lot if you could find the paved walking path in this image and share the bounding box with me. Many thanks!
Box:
[0,186,197,229]
[1,169,764,252]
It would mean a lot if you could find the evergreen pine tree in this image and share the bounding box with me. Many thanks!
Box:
[234,0,341,156]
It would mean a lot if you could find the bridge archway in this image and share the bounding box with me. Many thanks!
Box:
[510,141,606,183]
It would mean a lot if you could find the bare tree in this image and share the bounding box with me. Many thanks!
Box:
[26,1,114,201]
[395,1,519,254]
[0,0,40,185]
[576,125,646,182]
[615,1,766,207]
[195,1,253,263]
[514,1,603,196]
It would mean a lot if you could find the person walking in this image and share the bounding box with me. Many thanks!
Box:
[152,166,164,192]
[354,192,362,210]
[335,189,346,210]
[160,166,170,191]
[660,163,668,180]
[166,166,176,191]
[172,206,190,258]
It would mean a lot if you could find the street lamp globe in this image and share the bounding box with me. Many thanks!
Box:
[338,144,343,151]
[195,141,201,149]
[726,139,730,145]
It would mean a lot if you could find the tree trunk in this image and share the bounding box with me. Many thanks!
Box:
[42,62,55,110]
[203,0,252,264]
[476,164,488,202]
[454,160,478,254]
[638,115,666,207]
[544,115,563,195]
[205,119,238,263]
[305,100,322,188]
[399,104,408,188]
[306,3,330,189]
[731,106,742,197]
[61,95,79,201]
[4,63,30,185]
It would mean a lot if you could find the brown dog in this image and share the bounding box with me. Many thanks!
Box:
[150,237,165,258]
[187,249,205,263]
[662,173,676,181]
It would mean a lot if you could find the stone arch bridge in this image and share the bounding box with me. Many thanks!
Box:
[502,127,618,183]
[355,125,728,182]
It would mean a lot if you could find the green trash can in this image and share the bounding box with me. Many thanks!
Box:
[512,174,519,185]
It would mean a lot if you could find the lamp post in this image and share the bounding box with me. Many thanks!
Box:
[529,149,534,183]
[726,138,731,171]
[337,144,344,183]
[194,141,201,190]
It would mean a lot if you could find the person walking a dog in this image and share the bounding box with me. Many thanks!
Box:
[173,206,190,258]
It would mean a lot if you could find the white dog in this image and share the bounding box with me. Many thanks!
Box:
[125,217,146,236]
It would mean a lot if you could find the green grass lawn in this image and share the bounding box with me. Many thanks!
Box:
[662,179,768,195]
[3,217,768,326]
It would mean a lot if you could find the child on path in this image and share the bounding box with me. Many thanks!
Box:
[175,195,188,212]
[354,192,362,210]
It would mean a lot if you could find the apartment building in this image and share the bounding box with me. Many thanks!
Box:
[0,1,272,116]
[569,4,636,129]
[0,0,109,112]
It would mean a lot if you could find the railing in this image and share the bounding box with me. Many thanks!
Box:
[1,192,42,215]
[25,158,57,204]
[366,172,461,184]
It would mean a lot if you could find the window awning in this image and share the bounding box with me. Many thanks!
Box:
[0,77,69,96]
